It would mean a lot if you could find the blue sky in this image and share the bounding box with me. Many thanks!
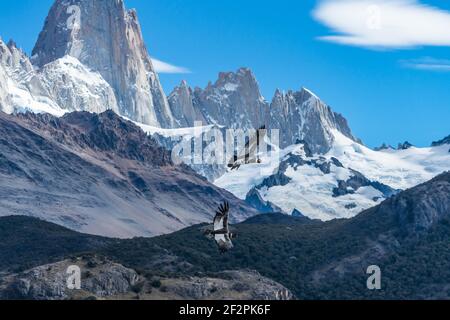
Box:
[0,0,449,147]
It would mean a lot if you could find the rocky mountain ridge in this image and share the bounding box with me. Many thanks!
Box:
[216,130,450,220]
[1,171,449,299]
[168,68,360,153]
[0,0,448,226]
[0,110,258,238]
[1,256,292,300]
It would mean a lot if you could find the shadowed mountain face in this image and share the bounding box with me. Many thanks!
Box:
[0,111,258,238]
[31,0,173,127]
[1,172,449,299]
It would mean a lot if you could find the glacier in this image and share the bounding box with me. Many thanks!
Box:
[215,130,450,221]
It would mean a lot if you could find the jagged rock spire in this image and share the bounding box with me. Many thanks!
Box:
[32,0,174,127]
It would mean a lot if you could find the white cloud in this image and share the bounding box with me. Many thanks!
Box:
[313,0,450,49]
[151,58,191,74]
[401,57,450,71]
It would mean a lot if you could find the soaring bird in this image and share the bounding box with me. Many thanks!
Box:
[228,126,267,170]
[204,202,235,253]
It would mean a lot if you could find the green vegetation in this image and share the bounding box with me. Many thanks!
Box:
[151,279,162,288]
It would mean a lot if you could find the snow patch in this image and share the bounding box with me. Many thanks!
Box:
[215,131,450,221]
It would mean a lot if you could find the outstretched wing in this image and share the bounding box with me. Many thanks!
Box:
[213,201,229,232]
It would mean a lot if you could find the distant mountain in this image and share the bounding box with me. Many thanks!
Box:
[0,216,292,301]
[1,171,450,299]
[0,111,258,238]
[0,0,443,164]
[0,39,64,115]
[0,216,111,273]
[32,0,174,127]
[246,145,399,220]
[100,171,450,299]
[0,0,359,156]
[374,143,394,151]
[397,141,414,150]
[432,135,450,152]
[241,212,313,225]
[0,0,448,227]
[168,68,359,153]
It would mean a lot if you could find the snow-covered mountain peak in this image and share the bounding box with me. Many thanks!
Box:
[39,55,119,114]
[46,55,106,81]
[216,129,450,221]
[183,68,267,129]
[167,67,360,154]
[169,80,193,104]
[0,38,33,72]
[273,88,284,98]
[31,0,174,127]
[432,135,450,148]
[167,80,206,128]
[328,130,450,190]
[210,67,264,99]
[216,139,398,220]
[5,39,17,50]
[179,79,189,88]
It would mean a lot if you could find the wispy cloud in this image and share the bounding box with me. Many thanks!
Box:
[313,0,450,49]
[401,57,450,72]
[151,58,191,74]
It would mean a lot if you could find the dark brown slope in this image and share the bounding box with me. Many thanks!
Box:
[0,111,258,238]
